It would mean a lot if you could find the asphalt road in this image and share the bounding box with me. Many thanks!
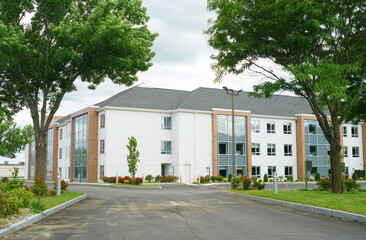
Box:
[6,184,366,240]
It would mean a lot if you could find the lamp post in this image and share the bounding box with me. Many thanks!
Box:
[223,86,242,177]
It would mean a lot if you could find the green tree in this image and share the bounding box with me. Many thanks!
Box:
[206,0,365,194]
[0,0,157,179]
[126,136,140,180]
[0,106,33,158]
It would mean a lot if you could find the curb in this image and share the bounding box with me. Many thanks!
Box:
[0,194,87,238]
[68,182,163,190]
[219,191,366,223]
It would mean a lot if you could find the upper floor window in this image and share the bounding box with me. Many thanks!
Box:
[352,146,359,158]
[161,141,172,154]
[100,114,105,129]
[251,143,260,155]
[343,146,348,158]
[283,123,292,134]
[309,124,316,134]
[267,122,275,133]
[59,128,63,140]
[351,126,358,137]
[343,126,347,137]
[310,145,317,156]
[219,143,227,154]
[161,117,172,130]
[251,120,260,133]
[284,144,292,156]
[267,144,276,156]
[100,139,105,154]
[236,143,245,155]
[59,148,62,159]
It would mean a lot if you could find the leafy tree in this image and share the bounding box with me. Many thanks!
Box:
[0,106,33,158]
[0,0,157,179]
[126,136,140,180]
[206,0,365,193]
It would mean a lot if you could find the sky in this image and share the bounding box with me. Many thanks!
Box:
[2,0,286,164]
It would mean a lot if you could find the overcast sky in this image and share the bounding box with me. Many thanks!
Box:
[3,0,286,164]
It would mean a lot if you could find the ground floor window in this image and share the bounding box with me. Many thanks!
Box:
[267,166,276,178]
[284,166,293,178]
[100,165,104,179]
[252,166,260,178]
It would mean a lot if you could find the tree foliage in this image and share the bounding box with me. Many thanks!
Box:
[0,106,33,158]
[0,0,157,178]
[206,0,366,193]
[126,136,140,180]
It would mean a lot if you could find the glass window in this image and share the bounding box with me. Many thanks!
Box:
[352,147,359,157]
[73,114,88,182]
[252,166,260,177]
[59,128,63,140]
[309,124,316,134]
[343,126,347,137]
[100,139,105,154]
[284,144,292,156]
[219,143,227,154]
[284,166,293,178]
[351,126,358,137]
[161,141,172,154]
[268,166,276,178]
[251,143,260,156]
[161,117,172,130]
[283,123,292,134]
[100,114,105,129]
[343,146,348,158]
[59,148,62,159]
[251,120,260,133]
[236,143,245,155]
[310,145,317,156]
[267,144,276,156]
[267,122,275,133]
[311,167,318,175]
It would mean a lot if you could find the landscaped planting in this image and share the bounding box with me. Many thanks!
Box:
[229,176,266,190]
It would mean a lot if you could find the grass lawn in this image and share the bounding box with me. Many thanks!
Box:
[227,190,366,216]
[40,191,84,210]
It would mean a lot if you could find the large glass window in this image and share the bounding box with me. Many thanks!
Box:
[46,129,53,180]
[161,141,172,154]
[251,120,260,133]
[310,145,317,156]
[351,126,358,137]
[284,144,292,156]
[73,114,88,182]
[251,143,260,155]
[252,166,260,178]
[267,122,275,133]
[283,123,292,134]
[268,166,276,178]
[161,117,172,130]
[267,144,276,156]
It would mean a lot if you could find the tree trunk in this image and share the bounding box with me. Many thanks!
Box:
[329,125,343,194]
[35,131,47,180]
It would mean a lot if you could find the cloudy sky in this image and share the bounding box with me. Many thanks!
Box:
[3,0,286,163]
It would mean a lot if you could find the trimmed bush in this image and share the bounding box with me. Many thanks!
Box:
[228,174,233,182]
[317,178,331,191]
[31,177,48,196]
[133,177,143,185]
[102,176,109,183]
[309,177,314,181]
[145,174,153,183]
[344,179,361,191]
[287,176,293,181]
[241,176,252,190]
[264,173,268,182]
[352,172,358,181]
[315,173,321,181]
[154,175,161,182]
[231,176,240,190]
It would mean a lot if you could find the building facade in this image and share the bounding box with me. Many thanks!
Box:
[25,87,366,183]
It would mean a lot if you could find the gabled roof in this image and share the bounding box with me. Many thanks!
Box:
[93,86,314,117]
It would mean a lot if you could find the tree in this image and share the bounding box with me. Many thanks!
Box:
[0,106,33,158]
[0,0,157,179]
[126,136,140,180]
[206,0,366,193]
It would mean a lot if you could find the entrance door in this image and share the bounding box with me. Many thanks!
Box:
[183,164,191,183]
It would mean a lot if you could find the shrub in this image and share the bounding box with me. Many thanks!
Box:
[228,174,233,182]
[349,177,353,180]
[344,179,361,191]
[317,178,331,191]
[315,173,321,181]
[355,170,365,178]
[31,197,45,213]
[154,175,161,182]
[12,187,34,208]
[217,176,224,182]
[309,177,314,181]
[269,178,273,182]
[118,177,125,184]
[108,176,114,183]
[31,177,48,196]
[231,176,240,190]
[133,177,142,185]
[210,176,217,181]
[0,190,23,217]
[124,180,129,184]
[223,178,228,182]
[53,180,69,191]
[257,178,263,182]
[252,177,266,190]
[264,173,268,182]
[278,175,284,181]
[145,174,153,182]
[0,177,8,184]
[352,172,358,181]
[241,176,251,190]
[359,177,364,181]
[287,176,293,181]
[47,190,56,196]
[102,176,109,183]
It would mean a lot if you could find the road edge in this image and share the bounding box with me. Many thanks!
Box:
[0,193,87,238]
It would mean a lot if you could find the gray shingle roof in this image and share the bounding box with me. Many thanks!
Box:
[93,86,314,117]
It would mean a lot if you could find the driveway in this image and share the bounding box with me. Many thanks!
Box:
[6,184,366,240]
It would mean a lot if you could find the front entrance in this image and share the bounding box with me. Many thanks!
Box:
[183,164,191,183]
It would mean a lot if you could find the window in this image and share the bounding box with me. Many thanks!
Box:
[251,120,260,133]
[59,148,62,159]
[161,117,172,130]
[284,166,293,178]
[309,124,316,134]
[267,144,276,156]
[283,123,292,134]
[219,143,227,154]
[236,143,245,155]
[59,128,63,140]
[100,114,105,129]
[345,167,349,178]
[267,122,275,133]
[343,126,347,137]
[251,143,260,155]
[100,139,105,154]
[267,166,276,178]
[352,147,359,157]
[161,141,172,154]
[284,144,292,156]
[59,167,62,177]
[310,145,317,156]
[343,146,348,158]
[351,126,358,137]
[252,166,260,178]
[311,167,318,175]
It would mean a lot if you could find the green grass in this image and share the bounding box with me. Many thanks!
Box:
[226,190,366,215]
[39,192,84,210]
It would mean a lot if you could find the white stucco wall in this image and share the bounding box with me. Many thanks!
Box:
[342,123,364,177]
[57,122,71,181]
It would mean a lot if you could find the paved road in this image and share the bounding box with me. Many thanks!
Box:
[7,184,366,240]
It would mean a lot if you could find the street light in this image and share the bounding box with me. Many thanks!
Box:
[223,86,243,177]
